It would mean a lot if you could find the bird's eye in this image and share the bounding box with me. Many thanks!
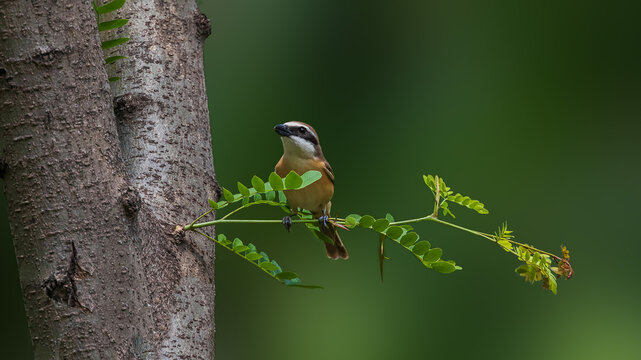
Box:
[299,127,306,133]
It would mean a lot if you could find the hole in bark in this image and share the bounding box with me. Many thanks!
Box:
[42,242,89,310]
[0,68,6,77]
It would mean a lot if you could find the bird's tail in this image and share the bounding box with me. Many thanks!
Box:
[322,224,349,260]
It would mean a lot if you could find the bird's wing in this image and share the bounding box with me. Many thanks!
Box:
[322,160,335,184]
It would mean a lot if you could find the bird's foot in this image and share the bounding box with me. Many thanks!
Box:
[318,214,330,230]
[282,215,292,232]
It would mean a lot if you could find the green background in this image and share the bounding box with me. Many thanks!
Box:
[2,1,640,358]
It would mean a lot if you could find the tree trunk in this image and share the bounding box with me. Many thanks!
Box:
[0,0,218,358]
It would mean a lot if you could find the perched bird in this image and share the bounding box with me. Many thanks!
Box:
[274,121,349,260]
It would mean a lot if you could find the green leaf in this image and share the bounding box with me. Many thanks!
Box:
[300,170,322,188]
[385,213,395,222]
[346,214,362,222]
[278,190,287,204]
[101,37,129,49]
[432,261,457,273]
[423,248,443,264]
[260,261,279,272]
[251,175,265,192]
[371,218,390,232]
[275,272,300,280]
[259,252,270,263]
[344,216,358,229]
[270,260,283,273]
[222,188,234,202]
[268,172,284,191]
[265,191,276,201]
[217,234,231,246]
[232,238,243,249]
[237,182,250,197]
[546,271,558,294]
[105,55,126,64]
[246,252,263,261]
[412,241,431,256]
[359,215,375,228]
[108,76,121,82]
[423,174,436,192]
[208,198,218,209]
[385,226,403,240]
[497,240,513,251]
[400,232,419,247]
[95,0,126,14]
[98,18,129,31]
[284,171,303,189]
[234,245,249,253]
[447,193,489,214]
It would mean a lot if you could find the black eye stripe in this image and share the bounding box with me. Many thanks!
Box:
[286,124,318,145]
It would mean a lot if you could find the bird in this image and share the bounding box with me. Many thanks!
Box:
[273,121,349,260]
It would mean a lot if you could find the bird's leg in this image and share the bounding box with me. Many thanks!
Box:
[318,209,330,230]
[282,208,298,232]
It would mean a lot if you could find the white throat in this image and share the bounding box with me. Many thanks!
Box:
[282,136,316,159]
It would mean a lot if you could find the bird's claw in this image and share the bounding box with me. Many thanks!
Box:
[318,215,329,230]
[282,215,292,232]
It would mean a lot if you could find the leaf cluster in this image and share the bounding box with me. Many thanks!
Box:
[343,213,461,275]
[423,174,488,218]
[207,233,320,289]
[93,0,129,82]
[186,171,573,294]
[490,223,572,294]
[514,245,558,294]
[193,171,324,287]
[209,170,321,211]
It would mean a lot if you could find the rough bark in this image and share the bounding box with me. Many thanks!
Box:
[0,0,217,358]
[108,0,219,357]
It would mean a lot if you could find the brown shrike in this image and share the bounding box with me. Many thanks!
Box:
[274,121,349,260]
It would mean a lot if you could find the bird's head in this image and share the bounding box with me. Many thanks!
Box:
[274,121,322,159]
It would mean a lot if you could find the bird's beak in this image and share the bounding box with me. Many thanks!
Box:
[274,124,292,137]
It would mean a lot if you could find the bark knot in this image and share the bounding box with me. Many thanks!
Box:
[114,93,153,121]
[194,12,212,38]
[121,186,142,215]
[31,46,70,67]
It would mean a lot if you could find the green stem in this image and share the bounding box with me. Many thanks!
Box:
[391,215,487,238]
[190,208,214,227]
[185,211,557,261]
[184,218,334,231]
[219,205,246,220]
